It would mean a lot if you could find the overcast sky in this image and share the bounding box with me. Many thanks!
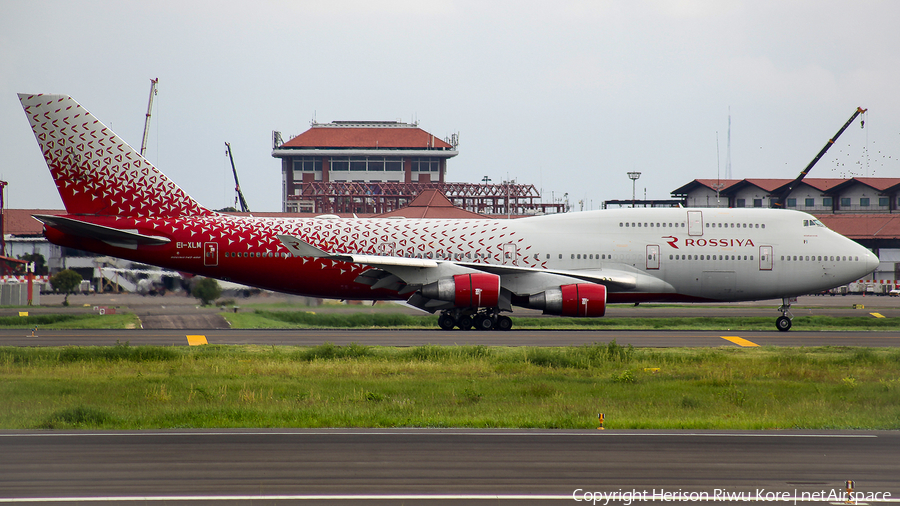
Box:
[2,0,898,213]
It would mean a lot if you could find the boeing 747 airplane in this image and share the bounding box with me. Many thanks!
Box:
[19,94,879,331]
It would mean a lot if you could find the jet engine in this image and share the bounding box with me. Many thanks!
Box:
[421,273,500,308]
[527,283,607,317]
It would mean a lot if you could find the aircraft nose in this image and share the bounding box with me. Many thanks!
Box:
[865,248,880,274]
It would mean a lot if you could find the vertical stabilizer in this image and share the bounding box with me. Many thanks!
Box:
[18,93,211,217]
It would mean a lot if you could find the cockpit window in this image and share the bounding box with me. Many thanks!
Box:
[803,219,825,228]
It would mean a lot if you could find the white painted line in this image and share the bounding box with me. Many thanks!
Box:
[0,494,898,503]
[0,430,879,438]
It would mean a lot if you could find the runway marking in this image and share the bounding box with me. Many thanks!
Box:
[186,335,208,346]
[871,312,886,318]
[0,430,878,438]
[0,495,569,503]
[721,335,759,347]
[1,494,898,503]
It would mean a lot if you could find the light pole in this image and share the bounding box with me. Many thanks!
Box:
[627,171,641,208]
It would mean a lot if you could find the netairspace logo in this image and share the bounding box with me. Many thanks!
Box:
[572,488,893,504]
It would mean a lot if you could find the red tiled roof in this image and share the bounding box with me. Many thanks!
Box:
[844,178,900,191]
[741,179,791,192]
[816,214,900,240]
[797,178,848,192]
[671,179,742,195]
[376,190,485,219]
[3,209,65,236]
[283,127,452,149]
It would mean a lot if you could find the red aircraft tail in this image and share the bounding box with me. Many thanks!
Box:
[18,93,212,218]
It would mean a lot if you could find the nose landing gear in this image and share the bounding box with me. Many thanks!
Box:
[776,297,794,331]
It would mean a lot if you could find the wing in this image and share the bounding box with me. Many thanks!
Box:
[276,235,651,313]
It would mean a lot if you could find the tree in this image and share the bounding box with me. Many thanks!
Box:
[191,277,222,306]
[50,269,83,306]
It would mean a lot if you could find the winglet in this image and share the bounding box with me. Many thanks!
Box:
[276,235,334,258]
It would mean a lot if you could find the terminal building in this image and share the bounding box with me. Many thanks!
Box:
[271,121,563,216]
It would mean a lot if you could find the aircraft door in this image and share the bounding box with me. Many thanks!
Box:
[503,243,517,266]
[759,245,773,270]
[204,242,218,267]
[687,211,703,236]
[646,244,660,270]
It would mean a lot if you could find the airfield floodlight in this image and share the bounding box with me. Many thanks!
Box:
[627,171,641,207]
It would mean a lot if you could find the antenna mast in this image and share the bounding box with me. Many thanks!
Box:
[140,78,158,157]
[725,108,732,179]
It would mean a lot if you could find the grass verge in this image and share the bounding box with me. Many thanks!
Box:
[0,313,140,329]
[227,310,896,331]
[2,342,898,430]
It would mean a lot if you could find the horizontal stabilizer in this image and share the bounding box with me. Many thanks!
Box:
[33,215,171,247]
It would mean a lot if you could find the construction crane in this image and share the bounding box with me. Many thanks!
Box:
[225,142,251,213]
[140,78,159,158]
[772,106,867,208]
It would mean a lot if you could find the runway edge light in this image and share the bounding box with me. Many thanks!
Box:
[845,480,854,504]
[597,413,605,430]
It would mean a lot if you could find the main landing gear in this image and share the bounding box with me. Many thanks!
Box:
[776,297,793,332]
[438,309,512,331]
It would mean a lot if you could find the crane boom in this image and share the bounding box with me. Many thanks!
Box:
[226,142,251,213]
[140,78,158,157]
[773,106,867,207]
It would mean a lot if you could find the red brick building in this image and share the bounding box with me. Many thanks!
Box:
[271,121,562,216]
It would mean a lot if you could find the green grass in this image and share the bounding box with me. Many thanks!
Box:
[226,310,897,331]
[2,342,899,430]
[0,313,140,329]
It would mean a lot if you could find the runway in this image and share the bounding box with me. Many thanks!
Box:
[3,327,900,348]
[4,296,898,505]
[1,429,898,504]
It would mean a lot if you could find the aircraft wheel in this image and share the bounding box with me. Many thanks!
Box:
[775,316,792,332]
[438,314,456,331]
[496,315,513,331]
[473,314,494,331]
[457,315,473,330]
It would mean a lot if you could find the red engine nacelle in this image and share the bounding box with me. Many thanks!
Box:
[421,273,501,308]
[527,283,607,317]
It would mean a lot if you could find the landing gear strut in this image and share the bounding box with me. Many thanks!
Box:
[438,308,512,331]
[776,297,793,332]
